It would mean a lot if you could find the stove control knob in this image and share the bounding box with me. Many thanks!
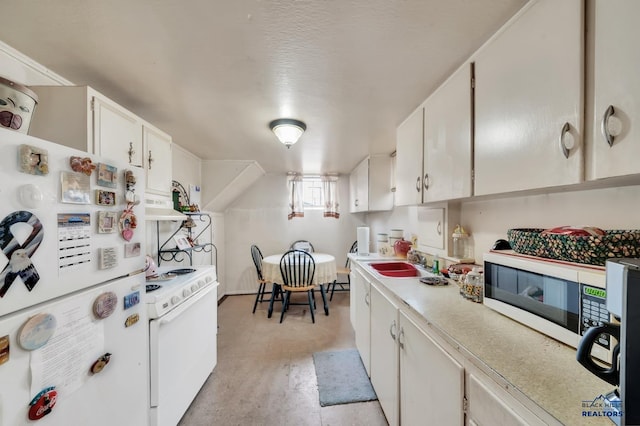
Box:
[182,288,191,298]
[198,280,205,288]
[205,276,213,283]
[171,296,180,305]
[191,284,199,292]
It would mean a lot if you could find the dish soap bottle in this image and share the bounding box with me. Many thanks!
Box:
[432,254,439,275]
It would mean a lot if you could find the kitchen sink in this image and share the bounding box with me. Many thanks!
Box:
[368,261,420,277]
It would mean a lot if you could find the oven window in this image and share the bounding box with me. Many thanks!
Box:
[484,261,580,333]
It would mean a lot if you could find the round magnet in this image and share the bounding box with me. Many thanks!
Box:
[93,292,118,319]
[19,313,57,351]
[28,387,57,420]
[90,353,112,374]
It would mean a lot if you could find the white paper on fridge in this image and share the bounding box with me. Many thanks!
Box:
[30,294,105,397]
[57,213,91,272]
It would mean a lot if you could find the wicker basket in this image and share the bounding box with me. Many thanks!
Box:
[507,228,640,266]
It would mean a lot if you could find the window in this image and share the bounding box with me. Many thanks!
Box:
[302,177,323,208]
[287,174,340,219]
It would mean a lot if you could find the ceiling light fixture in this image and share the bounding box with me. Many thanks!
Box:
[269,118,306,149]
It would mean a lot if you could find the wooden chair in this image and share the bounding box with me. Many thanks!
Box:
[279,250,325,323]
[330,241,357,301]
[290,240,314,252]
[251,245,281,316]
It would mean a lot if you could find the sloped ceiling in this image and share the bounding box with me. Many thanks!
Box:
[0,0,527,174]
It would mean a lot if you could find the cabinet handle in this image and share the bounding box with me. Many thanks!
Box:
[601,105,616,147]
[128,142,135,164]
[437,221,442,235]
[415,176,421,192]
[423,173,430,191]
[354,199,359,207]
[364,292,370,307]
[398,326,405,349]
[389,320,397,341]
[559,122,571,159]
[148,150,154,169]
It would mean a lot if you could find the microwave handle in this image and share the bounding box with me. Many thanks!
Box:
[576,323,620,386]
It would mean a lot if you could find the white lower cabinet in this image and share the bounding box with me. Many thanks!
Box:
[399,312,464,425]
[370,284,400,426]
[357,275,550,426]
[352,268,371,376]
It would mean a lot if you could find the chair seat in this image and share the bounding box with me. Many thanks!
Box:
[282,284,316,292]
[336,266,350,275]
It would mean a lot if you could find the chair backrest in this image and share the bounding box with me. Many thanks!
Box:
[279,250,315,288]
[290,240,314,253]
[345,240,358,267]
[251,244,264,280]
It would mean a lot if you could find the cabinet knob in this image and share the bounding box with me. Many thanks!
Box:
[398,327,405,349]
[148,150,153,169]
[423,173,430,191]
[389,320,397,341]
[128,142,135,164]
[558,122,571,159]
[601,105,616,147]
[415,176,421,192]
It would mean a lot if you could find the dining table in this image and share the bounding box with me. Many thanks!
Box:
[261,252,337,318]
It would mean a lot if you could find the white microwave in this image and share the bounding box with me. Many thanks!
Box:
[483,252,613,363]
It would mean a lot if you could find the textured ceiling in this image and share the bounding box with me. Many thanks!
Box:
[0,0,527,174]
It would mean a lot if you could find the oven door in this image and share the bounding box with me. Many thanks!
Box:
[149,284,217,426]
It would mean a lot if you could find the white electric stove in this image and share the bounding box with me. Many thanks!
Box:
[145,265,218,426]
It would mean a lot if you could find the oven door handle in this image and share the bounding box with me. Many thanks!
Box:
[159,284,217,325]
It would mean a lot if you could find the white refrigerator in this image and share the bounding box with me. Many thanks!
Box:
[0,128,149,425]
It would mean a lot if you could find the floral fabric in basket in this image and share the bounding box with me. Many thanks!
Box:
[507,228,640,266]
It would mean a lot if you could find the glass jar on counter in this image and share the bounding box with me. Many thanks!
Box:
[452,225,469,259]
[463,267,483,303]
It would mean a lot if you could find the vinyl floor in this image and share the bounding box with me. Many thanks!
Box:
[178,290,388,426]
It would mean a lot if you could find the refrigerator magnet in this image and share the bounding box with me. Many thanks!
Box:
[28,386,57,420]
[125,313,140,327]
[118,206,137,241]
[95,190,116,206]
[0,335,9,365]
[18,313,57,351]
[69,156,96,176]
[97,163,117,188]
[123,291,140,309]
[90,353,111,374]
[19,144,49,175]
[93,292,118,319]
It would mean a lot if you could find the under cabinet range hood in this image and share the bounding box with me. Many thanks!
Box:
[145,196,187,221]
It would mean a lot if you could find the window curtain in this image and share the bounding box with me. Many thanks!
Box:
[287,174,304,220]
[322,175,340,219]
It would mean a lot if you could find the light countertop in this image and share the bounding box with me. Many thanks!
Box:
[350,257,613,425]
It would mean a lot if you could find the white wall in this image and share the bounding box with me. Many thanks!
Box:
[367,184,640,264]
[223,173,366,295]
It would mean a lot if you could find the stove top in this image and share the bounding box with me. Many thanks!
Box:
[145,265,217,318]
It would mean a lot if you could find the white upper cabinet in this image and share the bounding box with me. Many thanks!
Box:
[423,63,473,202]
[349,155,393,213]
[29,86,143,167]
[474,0,584,195]
[395,105,424,206]
[587,0,640,180]
[143,123,173,197]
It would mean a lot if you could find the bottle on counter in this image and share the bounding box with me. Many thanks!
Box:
[432,254,439,274]
[452,225,469,259]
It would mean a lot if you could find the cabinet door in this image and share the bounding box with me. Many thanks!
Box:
[93,97,142,167]
[588,0,640,180]
[395,105,424,206]
[400,312,464,426]
[417,207,444,250]
[368,155,393,211]
[350,158,369,213]
[144,125,173,196]
[370,284,399,426]
[423,63,473,202]
[474,0,584,195]
[353,269,371,376]
[466,373,528,426]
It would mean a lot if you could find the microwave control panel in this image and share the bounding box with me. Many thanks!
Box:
[580,284,610,349]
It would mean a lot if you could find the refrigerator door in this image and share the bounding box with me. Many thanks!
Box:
[0,128,145,317]
[0,274,148,426]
